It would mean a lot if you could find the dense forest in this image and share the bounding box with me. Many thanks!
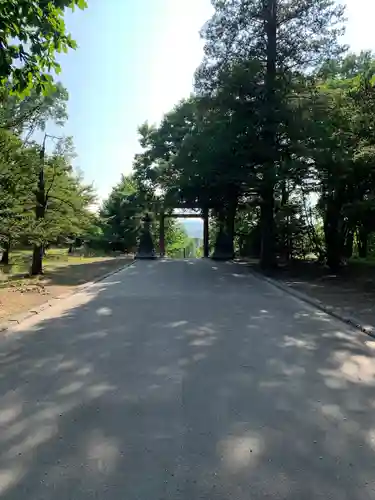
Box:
[2,0,375,274]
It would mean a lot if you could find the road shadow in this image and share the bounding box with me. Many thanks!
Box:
[0,260,374,499]
[41,258,133,287]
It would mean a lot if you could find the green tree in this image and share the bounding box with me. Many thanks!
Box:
[196,0,346,268]
[29,137,95,275]
[100,175,143,253]
[164,222,190,258]
[0,83,69,141]
[0,130,38,263]
[0,0,87,95]
[296,54,375,269]
[133,91,257,257]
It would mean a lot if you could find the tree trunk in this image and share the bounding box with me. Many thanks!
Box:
[343,230,354,259]
[260,0,277,270]
[1,241,10,265]
[281,179,290,262]
[260,186,276,269]
[68,244,74,254]
[31,245,43,275]
[324,199,341,272]
[159,211,165,257]
[225,197,238,258]
[358,227,368,258]
[31,149,46,276]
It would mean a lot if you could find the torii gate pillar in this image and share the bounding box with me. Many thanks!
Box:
[203,207,209,258]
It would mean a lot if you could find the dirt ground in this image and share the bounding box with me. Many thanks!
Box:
[257,259,375,328]
[0,254,133,321]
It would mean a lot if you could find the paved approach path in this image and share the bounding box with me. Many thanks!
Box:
[1,259,375,499]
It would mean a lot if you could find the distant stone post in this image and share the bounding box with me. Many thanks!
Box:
[211,227,234,261]
[136,213,156,259]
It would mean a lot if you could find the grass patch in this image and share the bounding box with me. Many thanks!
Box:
[349,256,375,267]
[0,249,133,320]
[0,247,116,282]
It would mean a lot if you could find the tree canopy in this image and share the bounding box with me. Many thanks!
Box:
[0,0,87,95]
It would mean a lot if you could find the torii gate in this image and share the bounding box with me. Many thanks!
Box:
[136,199,238,260]
[159,207,210,258]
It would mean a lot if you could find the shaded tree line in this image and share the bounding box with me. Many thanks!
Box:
[99,174,195,257]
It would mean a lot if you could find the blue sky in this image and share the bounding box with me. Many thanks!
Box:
[54,0,375,202]
[54,0,213,200]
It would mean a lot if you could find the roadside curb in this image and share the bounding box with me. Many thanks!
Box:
[0,259,135,334]
[237,261,375,339]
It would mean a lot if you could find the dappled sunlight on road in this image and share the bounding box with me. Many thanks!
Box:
[0,467,25,497]
[281,334,317,351]
[218,432,265,471]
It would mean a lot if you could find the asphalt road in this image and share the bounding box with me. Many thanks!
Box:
[1,259,375,499]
